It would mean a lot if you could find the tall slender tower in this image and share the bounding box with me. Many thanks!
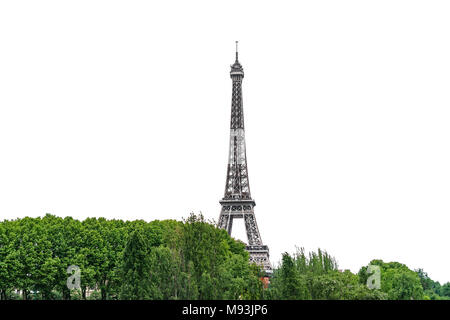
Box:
[218,42,272,274]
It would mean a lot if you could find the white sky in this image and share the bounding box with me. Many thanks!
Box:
[1,1,449,284]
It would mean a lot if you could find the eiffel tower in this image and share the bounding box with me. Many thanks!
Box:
[218,42,272,274]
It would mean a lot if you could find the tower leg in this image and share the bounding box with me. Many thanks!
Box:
[218,213,228,230]
[218,204,272,275]
[244,213,262,245]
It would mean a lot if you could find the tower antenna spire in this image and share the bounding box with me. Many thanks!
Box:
[235,41,238,61]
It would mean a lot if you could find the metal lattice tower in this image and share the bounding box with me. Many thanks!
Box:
[218,42,272,274]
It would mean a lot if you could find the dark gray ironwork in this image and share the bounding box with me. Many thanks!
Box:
[218,42,272,274]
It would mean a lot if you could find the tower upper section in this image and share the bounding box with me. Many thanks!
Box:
[230,42,244,79]
[223,42,252,201]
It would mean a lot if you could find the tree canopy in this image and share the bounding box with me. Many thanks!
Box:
[0,214,447,300]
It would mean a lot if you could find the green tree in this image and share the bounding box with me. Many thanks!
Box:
[359,260,423,300]
[269,249,386,300]
[119,230,153,299]
[275,253,309,299]
[416,268,443,300]
[441,282,450,298]
[0,220,22,300]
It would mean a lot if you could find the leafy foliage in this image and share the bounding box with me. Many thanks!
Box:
[415,268,449,300]
[0,214,447,300]
[267,248,386,300]
[0,214,263,300]
[119,230,153,299]
[358,260,425,300]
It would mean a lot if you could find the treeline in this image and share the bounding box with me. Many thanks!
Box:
[271,252,450,300]
[0,214,449,300]
[0,214,264,300]
[268,249,387,299]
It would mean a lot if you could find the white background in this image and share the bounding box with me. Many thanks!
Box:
[1,1,449,283]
